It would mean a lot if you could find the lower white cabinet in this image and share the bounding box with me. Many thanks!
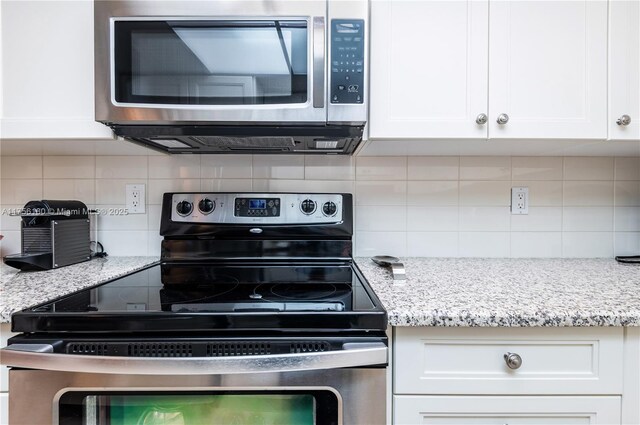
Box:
[393,327,626,425]
[394,396,621,425]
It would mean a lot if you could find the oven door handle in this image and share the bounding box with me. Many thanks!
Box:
[0,342,387,375]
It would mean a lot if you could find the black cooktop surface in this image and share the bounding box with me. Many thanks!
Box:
[12,262,387,334]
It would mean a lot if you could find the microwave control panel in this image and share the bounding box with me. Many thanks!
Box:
[330,19,365,104]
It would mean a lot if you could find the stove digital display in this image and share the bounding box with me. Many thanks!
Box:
[249,199,266,209]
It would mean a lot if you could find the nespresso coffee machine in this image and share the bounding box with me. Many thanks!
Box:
[3,200,91,271]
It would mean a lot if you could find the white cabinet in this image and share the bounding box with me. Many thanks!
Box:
[392,327,626,425]
[608,0,640,141]
[369,0,608,141]
[394,396,621,425]
[488,0,607,139]
[369,0,489,139]
[0,0,113,139]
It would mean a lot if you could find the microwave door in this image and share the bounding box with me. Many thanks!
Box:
[97,15,327,125]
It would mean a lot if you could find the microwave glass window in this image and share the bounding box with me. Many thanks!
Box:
[114,21,308,105]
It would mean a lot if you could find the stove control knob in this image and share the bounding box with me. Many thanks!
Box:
[198,198,215,214]
[176,200,193,217]
[322,201,337,216]
[300,199,317,215]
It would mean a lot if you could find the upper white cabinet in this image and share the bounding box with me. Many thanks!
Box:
[608,0,640,141]
[1,0,113,139]
[369,0,489,139]
[369,0,609,141]
[488,0,608,139]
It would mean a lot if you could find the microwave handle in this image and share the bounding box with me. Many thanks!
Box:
[313,16,326,108]
[0,342,386,375]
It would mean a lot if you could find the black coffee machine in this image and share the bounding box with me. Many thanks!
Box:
[3,200,91,271]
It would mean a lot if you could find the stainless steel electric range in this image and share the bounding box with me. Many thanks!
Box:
[1,192,387,425]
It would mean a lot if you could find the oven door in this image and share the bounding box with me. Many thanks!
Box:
[95,1,328,125]
[3,342,386,425]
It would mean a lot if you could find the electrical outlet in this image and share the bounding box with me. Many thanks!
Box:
[511,187,529,215]
[126,184,146,214]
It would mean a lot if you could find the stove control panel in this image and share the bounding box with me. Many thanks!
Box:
[170,193,344,224]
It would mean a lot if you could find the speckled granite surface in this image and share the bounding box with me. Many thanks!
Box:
[0,257,159,323]
[355,258,640,327]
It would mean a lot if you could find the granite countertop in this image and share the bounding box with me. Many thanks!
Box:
[0,256,159,323]
[356,258,640,327]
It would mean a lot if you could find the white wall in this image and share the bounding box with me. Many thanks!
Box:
[0,154,638,258]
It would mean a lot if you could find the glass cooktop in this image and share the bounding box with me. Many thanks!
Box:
[13,262,386,333]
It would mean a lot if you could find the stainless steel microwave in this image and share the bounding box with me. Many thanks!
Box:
[94,1,368,154]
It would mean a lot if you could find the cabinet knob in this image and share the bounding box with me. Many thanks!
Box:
[504,352,522,369]
[496,113,510,125]
[617,115,631,126]
[476,113,488,125]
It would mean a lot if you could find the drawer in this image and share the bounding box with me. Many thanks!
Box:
[0,324,17,392]
[0,393,7,425]
[394,327,624,395]
[394,396,621,425]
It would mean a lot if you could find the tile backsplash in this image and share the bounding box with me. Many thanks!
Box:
[0,155,638,258]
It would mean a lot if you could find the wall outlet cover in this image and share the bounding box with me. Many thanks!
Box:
[511,186,529,215]
[126,184,146,214]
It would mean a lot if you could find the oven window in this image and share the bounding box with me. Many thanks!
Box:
[58,391,338,425]
[113,20,308,105]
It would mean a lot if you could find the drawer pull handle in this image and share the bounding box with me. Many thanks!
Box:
[504,352,522,370]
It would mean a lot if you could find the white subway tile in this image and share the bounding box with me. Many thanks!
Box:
[97,230,149,256]
[408,157,459,180]
[459,232,510,257]
[459,181,511,206]
[614,207,640,232]
[460,156,511,180]
[355,181,406,206]
[253,155,305,179]
[356,156,407,181]
[0,205,22,232]
[43,179,95,204]
[512,157,563,180]
[201,179,253,192]
[562,232,614,258]
[148,179,200,205]
[0,230,21,257]
[253,179,354,193]
[614,157,640,181]
[97,205,148,231]
[511,181,563,206]
[563,181,613,206]
[563,207,614,231]
[407,232,459,257]
[149,156,200,179]
[354,231,406,257]
[459,207,511,231]
[147,205,162,231]
[148,231,163,256]
[0,179,42,205]
[407,181,458,206]
[201,155,252,179]
[510,232,562,258]
[614,232,640,256]
[1,156,42,180]
[564,157,614,181]
[614,181,640,206]
[96,156,147,179]
[407,207,459,231]
[43,156,94,179]
[510,207,562,232]
[305,156,355,181]
[96,179,149,205]
[356,206,406,231]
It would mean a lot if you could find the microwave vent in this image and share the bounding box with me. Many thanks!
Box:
[191,136,295,150]
[315,141,339,149]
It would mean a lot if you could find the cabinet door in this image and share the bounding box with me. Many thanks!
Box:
[609,0,640,141]
[488,0,607,139]
[1,0,113,139]
[369,0,489,139]
[394,396,621,425]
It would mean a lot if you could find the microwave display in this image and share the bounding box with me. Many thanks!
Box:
[330,19,365,104]
[113,20,308,106]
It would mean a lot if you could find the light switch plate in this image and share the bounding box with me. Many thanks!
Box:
[511,186,529,215]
